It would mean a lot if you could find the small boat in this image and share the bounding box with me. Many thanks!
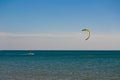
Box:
[28,51,34,55]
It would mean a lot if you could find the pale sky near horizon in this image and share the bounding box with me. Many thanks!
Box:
[0,0,120,50]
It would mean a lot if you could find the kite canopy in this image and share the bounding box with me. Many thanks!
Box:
[82,29,90,40]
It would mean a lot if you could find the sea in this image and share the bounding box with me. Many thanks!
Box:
[0,50,120,80]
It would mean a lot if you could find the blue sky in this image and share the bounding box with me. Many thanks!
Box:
[0,0,120,33]
[0,0,120,50]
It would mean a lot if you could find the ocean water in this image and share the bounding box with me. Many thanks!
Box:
[0,50,120,80]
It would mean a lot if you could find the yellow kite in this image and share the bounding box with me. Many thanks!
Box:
[82,29,90,40]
